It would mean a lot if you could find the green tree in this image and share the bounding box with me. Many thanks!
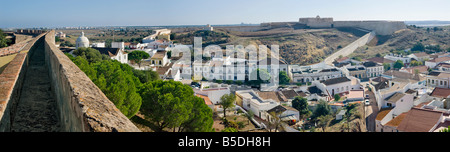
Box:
[267,111,282,132]
[410,60,423,67]
[91,60,143,118]
[219,93,235,119]
[383,63,391,71]
[411,42,425,52]
[292,96,311,120]
[316,114,333,132]
[0,29,11,48]
[279,71,290,85]
[244,110,254,125]
[344,104,357,132]
[139,80,213,132]
[439,126,450,132]
[72,47,110,63]
[248,68,271,86]
[128,50,150,68]
[334,94,341,101]
[312,100,331,119]
[179,96,214,132]
[132,69,159,83]
[69,55,142,118]
[393,60,404,69]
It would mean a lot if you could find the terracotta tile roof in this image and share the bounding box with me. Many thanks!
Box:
[281,90,299,99]
[413,52,429,57]
[322,77,351,86]
[151,51,166,59]
[367,57,394,64]
[376,107,394,121]
[383,70,423,81]
[397,108,443,132]
[257,91,282,102]
[430,87,450,98]
[428,56,450,63]
[335,57,349,63]
[385,112,408,127]
[196,94,213,105]
[401,65,428,74]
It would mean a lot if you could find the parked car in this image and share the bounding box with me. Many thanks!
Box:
[365,94,369,99]
[365,99,370,106]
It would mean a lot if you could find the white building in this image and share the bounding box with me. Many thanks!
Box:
[236,90,279,119]
[111,42,125,50]
[384,53,411,64]
[363,61,384,78]
[91,47,128,64]
[408,52,430,62]
[203,24,214,31]
[75,31,89,49]
[55,31,66,38]
[314,76,361,97]
[290,64,344,84]
[91,42,105,48]
[150,51,169,67]
[425,56,450,68]
[193,82,231,104]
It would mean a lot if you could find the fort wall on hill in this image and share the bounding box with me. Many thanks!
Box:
[297,16,407,35]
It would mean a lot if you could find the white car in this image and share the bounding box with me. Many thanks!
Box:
[365,99,370,106]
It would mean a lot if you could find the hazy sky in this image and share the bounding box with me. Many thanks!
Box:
[1,0,449,28]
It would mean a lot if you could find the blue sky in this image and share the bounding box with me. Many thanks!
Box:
[1,0,449,28]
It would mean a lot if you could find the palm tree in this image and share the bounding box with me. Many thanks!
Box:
[317,115,333,132]
[268,111,282,132]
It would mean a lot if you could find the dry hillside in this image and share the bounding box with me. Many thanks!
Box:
[350,26,450,59]
[222,28,363,65]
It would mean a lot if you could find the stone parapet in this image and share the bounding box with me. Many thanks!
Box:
[0,33,46,131]
[43,30,140,132]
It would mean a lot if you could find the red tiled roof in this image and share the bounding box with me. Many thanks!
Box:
[376,107,394,121]
[367,57,394,64]
[385,113,407,127]
[401,65,428,74]
[430,87,450,98]
[196,94,213,105]
[335,57,349,63]
[413,52,429,57]
[397,108,443,132]
[428,56,450,63]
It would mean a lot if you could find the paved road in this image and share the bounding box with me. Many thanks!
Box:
[324,31,376,65]
[11,39,60,132]
[364,85,379,132]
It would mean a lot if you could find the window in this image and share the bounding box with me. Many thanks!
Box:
[441,81,443,86]
[432,80,435,84]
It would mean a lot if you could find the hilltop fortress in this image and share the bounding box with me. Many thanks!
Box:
[247,16,406,35]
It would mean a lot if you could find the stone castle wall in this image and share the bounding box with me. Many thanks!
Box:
[299,17,334,28]
[216,26,269,32]
[43,30,140,132]
[333,21,406,35]
[0,33,46,131]
[1,31,140,132]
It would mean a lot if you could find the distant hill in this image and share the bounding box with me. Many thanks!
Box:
[405,20,450,27]
[349,26,450,59]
